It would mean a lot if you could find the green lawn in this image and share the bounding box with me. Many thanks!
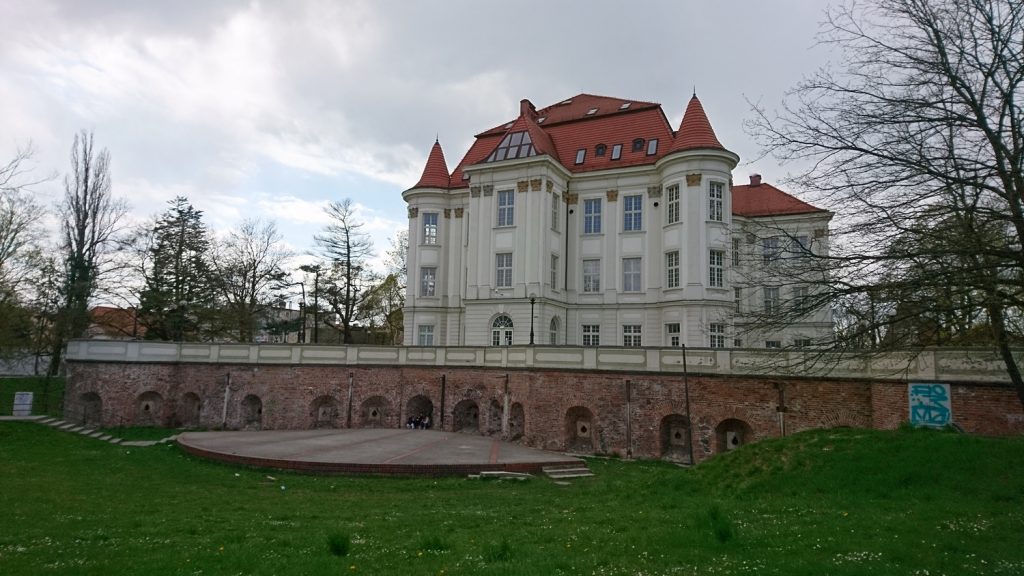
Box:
[0,376,63,417]
[0,423,1021,575]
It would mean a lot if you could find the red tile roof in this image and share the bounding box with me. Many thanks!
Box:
[732,181,827,217]
[412,140,451,189]
[669,94,724,153]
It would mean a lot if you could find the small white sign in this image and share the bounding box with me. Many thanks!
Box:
[13,391,34,416]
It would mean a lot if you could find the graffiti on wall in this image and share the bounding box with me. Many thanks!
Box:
[908,383,952,427]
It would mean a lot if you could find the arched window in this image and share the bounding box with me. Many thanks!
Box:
[549,317,560,345]
[492,315,514,346]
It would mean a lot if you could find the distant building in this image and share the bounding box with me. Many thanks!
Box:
[402,92,832,348]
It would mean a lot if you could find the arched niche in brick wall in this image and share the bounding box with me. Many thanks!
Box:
[241,394,263,430]
[406,395,434,425]
[177,392,202,428]
[565,406,596,453]
[659,414,691,463]
[136,391,164,427]
[508,402,525,441]
[714,418,753,453]
[79,392,102,428]
[359,396,390,428]
[310,395,339,429]
[452,399,480,434]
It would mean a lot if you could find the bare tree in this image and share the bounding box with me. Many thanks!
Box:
[314,199,374,343]
[49,131,128,375]
[211,218,292,342]
[0,145,47,297]
[747,0,1024,407]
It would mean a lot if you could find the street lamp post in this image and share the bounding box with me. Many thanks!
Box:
[529,295,536,345]
[300,264,323,344]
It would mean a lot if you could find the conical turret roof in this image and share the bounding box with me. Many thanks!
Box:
[413,139,451,189]
[669,94,724,152]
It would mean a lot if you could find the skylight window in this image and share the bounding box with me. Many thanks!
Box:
[575,148,586,165]
[632,138,645,152]
[619,102,631,110]
[586,108,598,115]
[560,99,573,105]
[647,139,658,155]
[485,131,536,163]
[611,144,622,160]
[537,117,546,124]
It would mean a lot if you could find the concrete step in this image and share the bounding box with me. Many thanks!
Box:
[546,470,595,479]
[57,422,76,430]
[97,435,113,442]
[543,464,594,480]
[77,428,96,435]
[38,417,57,424]
[478,471,532,480]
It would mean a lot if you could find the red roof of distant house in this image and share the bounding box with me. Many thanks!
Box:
[732,177,827,217]
[89,306,145,339]
[412,140,450,189]
[669,94,725,153]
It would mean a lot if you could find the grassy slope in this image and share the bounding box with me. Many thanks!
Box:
[0,423,1021,575]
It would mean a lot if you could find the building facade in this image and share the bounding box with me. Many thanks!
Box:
[402,93,832,348]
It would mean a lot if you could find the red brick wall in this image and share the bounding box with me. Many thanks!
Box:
[64,362,1024,462]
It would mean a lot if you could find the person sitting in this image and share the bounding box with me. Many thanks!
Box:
[406,417,415,429]
[422,415,431,429]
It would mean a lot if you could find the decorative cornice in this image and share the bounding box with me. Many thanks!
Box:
[647,185,662,198]
[517,180,529,193]
[408,207,419,218]
[686,173,702,187]
[443,209,451,219]
[530,178,542,192]
[470,186,481,198]
[483,184,494,197]
[546,180,554,193]
[454,208,464,218]
[606,189,619,202]
[565,193,579,205]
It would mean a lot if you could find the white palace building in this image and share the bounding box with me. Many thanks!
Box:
[402,93,833,348]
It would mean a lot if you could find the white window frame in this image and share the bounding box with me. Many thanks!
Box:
[491,315,514,346]
[666,251,680,289]
[497,190,515,227]
[764,287,780,314]
[623,324,642,347]
[495,253,513,288]
[420,266,436,297]
[422,213,438,244]
[709,181,724,222]
[666,323,681,347]
[666,184,680,224]
[709,250,724,288]
[709,323,725,348]
[765,340,782,349]
[583,198,602,234]
[549,317,559,345]
[623,194,643,231]
[623,257,642,292]
[583,259,601,293]
[417,325,434,346]
[582,324,600,346]
[551,194,560,232]
[763,237,781,264]
[550,254,559,289]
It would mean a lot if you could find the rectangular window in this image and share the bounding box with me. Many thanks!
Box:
[666,251,680,289]
[792,286,809,311]
[497,190,515,227]
[623,257,642,292]
[732,237,741,264]
[582,324,600,346]
[420,266,436,297]
[666,323,681,347]
[709,323,725,348]
[646,139,658,155]
[623,195,643,231]
[583,198,602,234]
[550,254,559,288]
[794,337,812,348]
[709,250,724,288]
[762,237,781,263]
[764,287,780,314]
[574,148,586,164]
[611,144,622,160]
[790,234,810,257]
[733,338,743,348]
[495,253,512,288]
[765,340,782,349]
[551,194,560,231]
[623,325,642,347]
[734,287,743,310]
[423,213,438,244]
[709,181,724,222]
[417,325,434,346]
[583,259,601,293]
[666,184,680,224]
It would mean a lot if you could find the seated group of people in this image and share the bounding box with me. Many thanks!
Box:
[406,415,431,429]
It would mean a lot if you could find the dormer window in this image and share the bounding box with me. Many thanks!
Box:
[619,102,631,110]
[646,139,658,155]
[575,148,586,165]
[611,144,622,160]
[485,131,536,162]
[595,144,607,157]
[632,138,645,152]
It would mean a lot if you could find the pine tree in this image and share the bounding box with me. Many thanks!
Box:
[138,197,217,341]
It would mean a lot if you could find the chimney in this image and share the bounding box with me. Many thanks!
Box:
[749,174,762,187]
[520,98,537,119]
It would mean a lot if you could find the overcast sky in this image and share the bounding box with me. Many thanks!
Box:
[1,0,834,270]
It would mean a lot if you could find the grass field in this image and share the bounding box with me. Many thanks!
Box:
[1,423,1021,575]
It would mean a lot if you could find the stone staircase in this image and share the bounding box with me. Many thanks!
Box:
[543,463,594,481]
[33,417,178,446]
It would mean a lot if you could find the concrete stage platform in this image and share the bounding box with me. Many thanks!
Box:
[177,428,584,476]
